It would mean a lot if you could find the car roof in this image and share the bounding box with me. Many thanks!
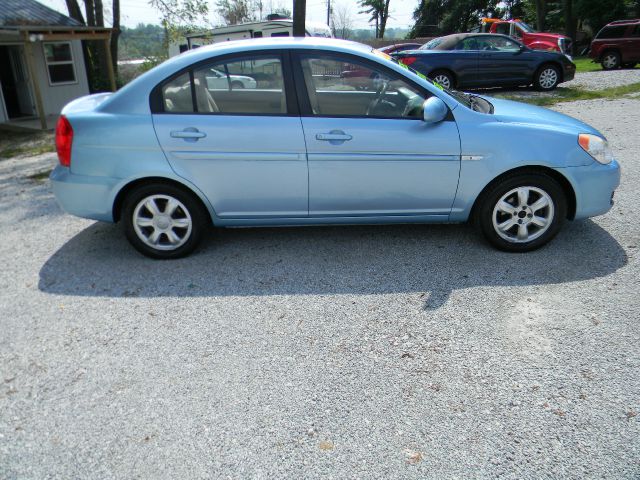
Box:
[605,18,640,26]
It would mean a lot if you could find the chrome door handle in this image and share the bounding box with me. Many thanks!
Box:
[170,128,206,141]
[316,130,353,143]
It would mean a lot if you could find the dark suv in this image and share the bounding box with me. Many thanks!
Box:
[589,19,640,70]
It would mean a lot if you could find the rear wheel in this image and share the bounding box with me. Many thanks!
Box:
[231,80,245,89]
[475,173,567,252]
[601,51,621,70]
[429,70,454,89]
[122,183,209,259]
[535,64,560,90]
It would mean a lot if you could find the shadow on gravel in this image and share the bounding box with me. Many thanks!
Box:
[39,219,627,308]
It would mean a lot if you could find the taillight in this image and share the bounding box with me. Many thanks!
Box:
[55,115,73,167]
[400,56,417,67]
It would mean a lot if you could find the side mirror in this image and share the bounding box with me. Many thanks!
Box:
[422,97,448,124]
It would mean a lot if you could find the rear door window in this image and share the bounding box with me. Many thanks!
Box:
[158,54,287,115]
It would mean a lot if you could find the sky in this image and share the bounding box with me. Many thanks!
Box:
[38,0,419,30]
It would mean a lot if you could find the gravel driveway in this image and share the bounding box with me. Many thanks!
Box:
[1,99,638,479]
[565,67,640,90]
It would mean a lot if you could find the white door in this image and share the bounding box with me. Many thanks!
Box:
[8,46,35,116]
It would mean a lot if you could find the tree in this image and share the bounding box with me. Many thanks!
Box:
[533,0,545,30]
[410,0,499,37]
[216,0,256,25]
[359,0,391,38]
[150,0,209,31]
[62,0,120,90]
[331,2,354,39]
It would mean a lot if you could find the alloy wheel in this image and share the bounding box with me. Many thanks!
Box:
[132,194,193,251]
[492,186,555,243]
[538,68,558,89]
[432,74,451,89]
[603,53,618,69]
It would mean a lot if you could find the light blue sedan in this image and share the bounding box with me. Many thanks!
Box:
[51,38,620,259]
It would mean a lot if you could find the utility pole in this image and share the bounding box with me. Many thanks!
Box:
[293,0,306,37]
[326,0,330,27]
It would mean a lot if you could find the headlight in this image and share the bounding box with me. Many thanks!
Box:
[578,134,614,164]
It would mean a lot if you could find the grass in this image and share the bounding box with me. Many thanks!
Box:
[492,81,640,106]
[0,131,55,159]
[27,168,53,182]
[573,56,602,73]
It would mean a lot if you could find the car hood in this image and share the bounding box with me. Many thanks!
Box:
[528,31,570,41]
[487,97,602,136]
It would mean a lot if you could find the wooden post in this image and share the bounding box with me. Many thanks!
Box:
[22,34,48,130]
[103,37,117,91]
[293,0,306,37]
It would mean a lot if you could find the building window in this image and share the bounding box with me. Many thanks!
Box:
[43,42,76,85]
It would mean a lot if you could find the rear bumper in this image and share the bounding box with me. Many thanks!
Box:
[565,159,620,220]
[50,166,118,222]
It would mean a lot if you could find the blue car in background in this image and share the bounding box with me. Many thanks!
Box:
[393,33,576,91]
[51,38,619,259]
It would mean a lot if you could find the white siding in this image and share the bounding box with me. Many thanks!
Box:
[32,39,90,115]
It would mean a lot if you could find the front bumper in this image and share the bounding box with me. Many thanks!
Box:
[50,166,118,222]
[563,62,576,82]
[566,159,620,220]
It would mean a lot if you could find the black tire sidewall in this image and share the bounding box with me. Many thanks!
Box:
[122,183,209,259]
[476,173,567,252]
[535,64,560,90]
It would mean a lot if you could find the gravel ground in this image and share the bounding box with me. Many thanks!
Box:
[1,99,639,479]
[565,67,640,90]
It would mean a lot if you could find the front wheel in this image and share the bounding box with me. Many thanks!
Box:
[475,173,567,252]
[122,183,209,259]
[535,65,560,90]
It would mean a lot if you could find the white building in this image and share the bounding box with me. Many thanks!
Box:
[0,0,113,129]
[170,18,332,57]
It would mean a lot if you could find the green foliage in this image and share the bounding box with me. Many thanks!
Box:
[409,0,639,40]
[216,0,256,25]
[119,24,166,60]
[410,0,502,37]
[149,0,209,41]
[492,81,640,106]
[359,0,391,38]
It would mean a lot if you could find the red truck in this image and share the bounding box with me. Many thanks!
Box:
[479,18,573,55]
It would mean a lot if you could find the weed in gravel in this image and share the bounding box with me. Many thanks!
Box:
[0,131,55,159]
[492,82,640,106]
[27,169,53,182]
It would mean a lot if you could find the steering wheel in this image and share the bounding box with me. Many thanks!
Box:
[365,76,390,116]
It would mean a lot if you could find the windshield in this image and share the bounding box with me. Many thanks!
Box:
[516,21,535,33]
[374,50,493,113]
[420,37,443,50]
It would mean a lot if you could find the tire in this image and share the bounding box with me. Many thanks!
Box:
[429,70,454,89]
[231,81,245,89]
[535,64,560,91]
[475,173,567,252]
[601,51,620,70]
[622,63,637,69]
[122,183,209,259]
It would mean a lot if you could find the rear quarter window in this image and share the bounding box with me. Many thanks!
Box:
[596,25,628,39]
